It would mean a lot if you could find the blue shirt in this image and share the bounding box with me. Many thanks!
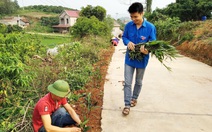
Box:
[122,19,156,68]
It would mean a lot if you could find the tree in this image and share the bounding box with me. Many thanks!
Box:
[145,11,168,23]
[146,0,152,13]
[92,6,107,21]
[24,5,73,14]
[70,16,111,38]
[40,17,59,27]
[0,0,19,15]
[13,0,20,9]
[80,5,106,21]
[117,19,125,31]
[158,0,212,21]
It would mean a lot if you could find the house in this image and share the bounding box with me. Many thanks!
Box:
[0,16,29,28]
[52,10,79,33]
[19,18,30,27]
[112,20,122,37]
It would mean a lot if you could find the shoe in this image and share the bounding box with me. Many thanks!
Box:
[122,107,130,115]
[130,99,137,107]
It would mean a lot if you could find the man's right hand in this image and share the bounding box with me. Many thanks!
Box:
[127,42,135,51]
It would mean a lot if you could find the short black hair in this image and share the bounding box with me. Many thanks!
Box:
[128,2,143,13]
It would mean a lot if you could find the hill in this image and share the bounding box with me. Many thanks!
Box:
[17,10,59,32]
[176,20,212,66]
[18,10,58,18]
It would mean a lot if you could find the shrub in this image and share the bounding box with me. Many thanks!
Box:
[0,33,46,131]
[70,16,111,38]
[154,17,181,41]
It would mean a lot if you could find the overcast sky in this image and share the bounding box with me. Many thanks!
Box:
[16,0,176,18]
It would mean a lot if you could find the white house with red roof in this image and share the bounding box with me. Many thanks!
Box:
[52,10,79,33]
[0,16,29,28]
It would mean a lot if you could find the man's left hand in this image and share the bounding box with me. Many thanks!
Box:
[140,45,149,54]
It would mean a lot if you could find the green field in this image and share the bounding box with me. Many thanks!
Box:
[37,34,72,48]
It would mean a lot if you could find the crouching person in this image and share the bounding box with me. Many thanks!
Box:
[32,80,81,132]
[111,37,119,46]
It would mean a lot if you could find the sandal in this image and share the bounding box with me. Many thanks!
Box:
[122,107,130,115]
[130,99,137,107]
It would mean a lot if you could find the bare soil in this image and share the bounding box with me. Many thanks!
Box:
[176,20,212,66]
[73,45,115,132]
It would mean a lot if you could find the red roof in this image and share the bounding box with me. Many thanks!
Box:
[21,18,29,23]
[65,10,79,18]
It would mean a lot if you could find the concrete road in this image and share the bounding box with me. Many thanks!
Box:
[101,40,212,132]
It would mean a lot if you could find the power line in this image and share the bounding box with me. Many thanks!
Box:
[61,0,71,7]
[39,0,70,8]
[55,0,68,7]
[119,0,146,5]
[43,0,59,6]
[39,0,50,5]
[118,0,147,10]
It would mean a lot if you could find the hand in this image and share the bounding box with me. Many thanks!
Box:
[127,42,135,50]
[70,127,81,132]
[140,45,149,54]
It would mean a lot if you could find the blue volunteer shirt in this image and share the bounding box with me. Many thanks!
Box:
[122,19,156,68]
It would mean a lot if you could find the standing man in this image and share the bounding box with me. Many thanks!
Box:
[32,80,82,132]
[122,2,156,115]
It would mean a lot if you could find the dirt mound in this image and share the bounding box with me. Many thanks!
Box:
[177,20,212,66]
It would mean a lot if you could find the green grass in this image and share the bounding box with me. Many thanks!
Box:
[39,35,72,48]
[205,37,212,45]
[17,9,58,18]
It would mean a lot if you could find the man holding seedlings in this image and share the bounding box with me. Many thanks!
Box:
[32,80,82,132]
[122,2,156,115]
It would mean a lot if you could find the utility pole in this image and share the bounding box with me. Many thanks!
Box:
[116,13,119,20]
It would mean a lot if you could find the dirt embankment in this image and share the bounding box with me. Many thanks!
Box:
[176,20,212,66]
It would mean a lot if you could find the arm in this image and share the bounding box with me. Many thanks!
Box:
[140,25,157,54]
[122,24,135,50]
[41,114,81,132]
[149,25,157,41]
[122,24,130,46]
[63,103,81,125]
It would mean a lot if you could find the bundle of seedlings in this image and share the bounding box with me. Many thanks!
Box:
[129,40,179,71]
